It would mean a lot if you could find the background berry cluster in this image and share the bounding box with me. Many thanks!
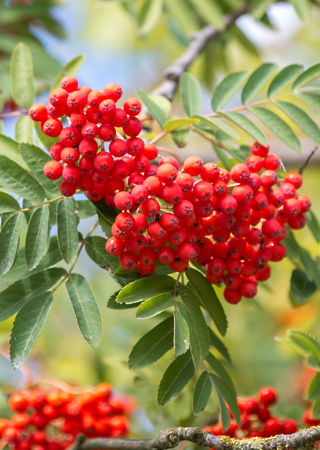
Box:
[203,386,319,440]
[0,383,132,450]
[29,78,312,304]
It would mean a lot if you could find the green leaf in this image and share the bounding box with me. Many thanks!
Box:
[138,90,170,127]
[15,116,34,144]
[216,389,231,432]
[136,293,173,319]
[171,127,189,148]
[312,400,320,418]
[276,101,320,145]
[178,285,210,370]
[164,0,199,34]
[116,275,175,304]
[292,63,320,91]
[66,273,103,348]
[20,143,61,196]
[174,309,189,356]
[0,268,66,323]
[1,236,62,283]
[291,0,311,21]
[267,64,304,97]
[206,353,235,394]
[193,371,212,415]
[194,115,239,140]
[251,106,301,152]
[306,373,320,402]
[251,0,275,20]
[209,373,241,428]
[9,291,53,369]
[0,192,20,212]
[137,0,163,36]
[107,291,138,310]
[221,111,268,146]
[50,55,85,92]
[0,135,28,170]
[157,350,194,405]
[84,236,117,268]
[163,118,199,131]
[181,73,202,117]
[211,71,248,112]
[288,330,320,363]
[77,200,97,219]
[290,269,317,306]
[129,316,174,369]
[57,198,79,264]
[209,328,231,362]
[298,92,320,110]
[305,210,320,242]
[189,0,224,29]
[25,205,50,270]
[0,81,3,113]
[0,155,45,202]
[10,42,35,108]
[186,268,227,336]
[213,145,233,172]
[0,212,23,275]
[241,63,278,105]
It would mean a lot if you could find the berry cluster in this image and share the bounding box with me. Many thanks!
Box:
[29,78,312,303]
[0,383,132,449]
[203,386,319,440]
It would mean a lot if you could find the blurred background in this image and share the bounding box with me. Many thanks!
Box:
[0,0,320,435]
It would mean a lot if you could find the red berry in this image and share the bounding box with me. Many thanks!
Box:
[29,103,48,122]
[43,160,63,180]
[251,141,269,157]
[183,156,204,176]
[60,75,78,92]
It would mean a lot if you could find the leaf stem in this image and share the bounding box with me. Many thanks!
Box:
[0,110,28,119]
[0,194,69,216]
[149,131,168,145]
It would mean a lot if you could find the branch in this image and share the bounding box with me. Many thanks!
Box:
[68,426,320,450]
[299,146,318,174]
[153,6,250,101]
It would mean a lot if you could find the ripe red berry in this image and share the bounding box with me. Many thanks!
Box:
[42,118,63,137]
[29,103,48,122]
[251,141,269,157]
[60,75,78,92]
[43,161,63,180]
[183,156,204,176]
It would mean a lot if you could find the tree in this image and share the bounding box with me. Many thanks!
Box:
[0,0,320,449]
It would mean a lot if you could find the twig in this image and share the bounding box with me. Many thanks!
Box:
[299,146,318,174]
[67,426,320,450]
[153,6,250,101]
[0,110,28,119]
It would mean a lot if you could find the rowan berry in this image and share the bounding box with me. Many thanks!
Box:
[142,143,158,160]
[60,126,81,146]
[29,103,48,121]
[161,182,183,204]
[246,155,264,172]
[62,164,81,183]
[143,176,163,196]
[224,287,242,304]
[264,153,281,171]
[102,82,122,101]
[148,222,166,239]
[61,147,80,164]
[138,248,157,265]
[123,117,142,137]
[49,88,68,107]
[60,75,78,92]
[183,156,204,176]
[99,124,117,142]
[157,246,176,265]
[43,161,63,180]
[296,194,311,212]
[114,191,134,210]
[70,111,87,129]
[42,118,63,137]
[251,141,269,157]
